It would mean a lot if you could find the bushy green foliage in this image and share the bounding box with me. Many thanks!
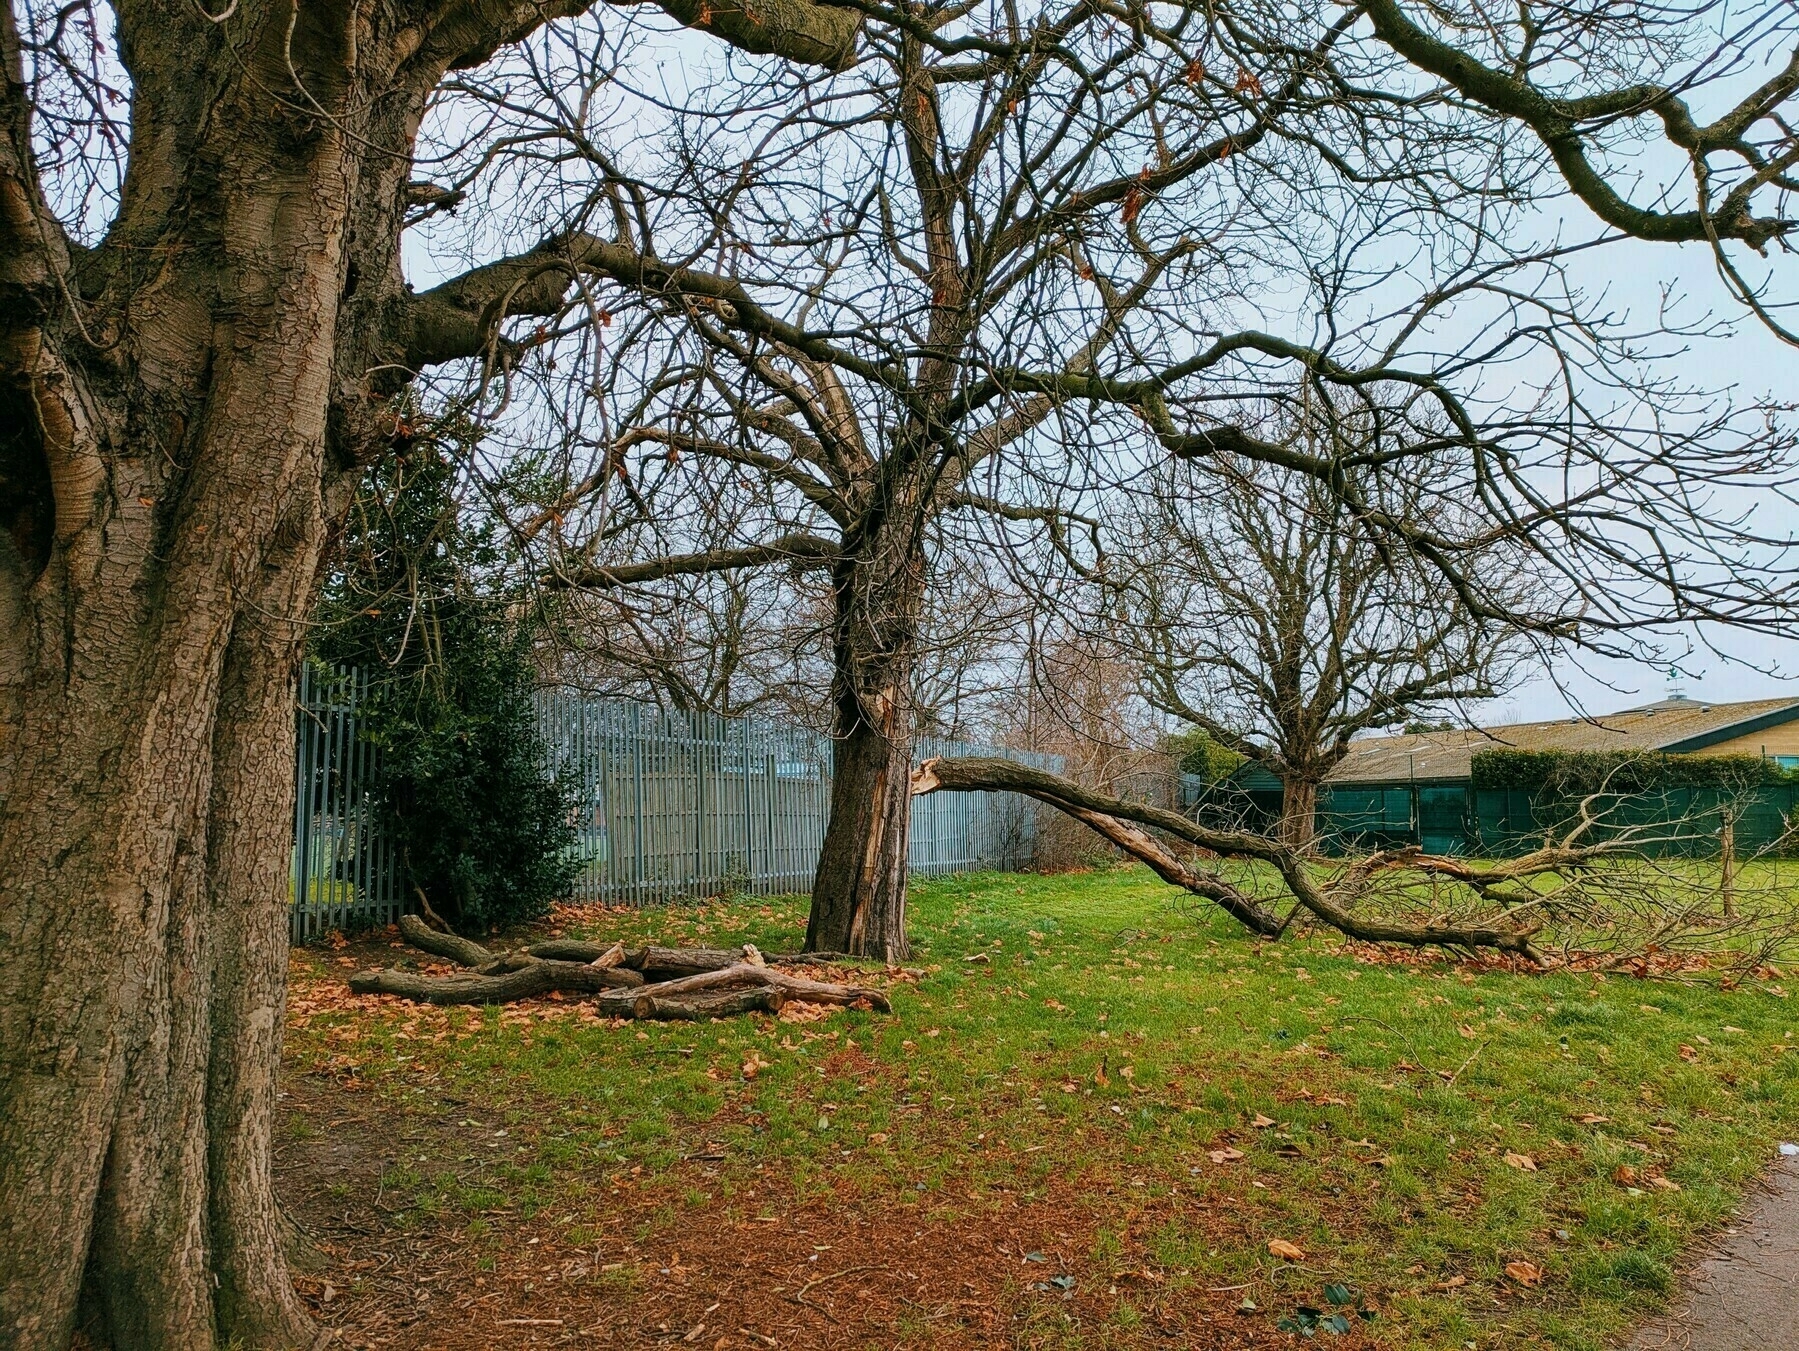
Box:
[315,442,576,932]
[1471,747,1787,796]
[1163,726,1246,782]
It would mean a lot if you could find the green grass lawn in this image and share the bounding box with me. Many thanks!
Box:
[285,864,1799,1349]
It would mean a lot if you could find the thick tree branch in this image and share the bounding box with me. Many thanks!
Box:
[431,0,857,72]
[1363,0,1797,248]
[914,756,1547,960]
[547,532,840,590]
[623,0,860,70]
[401,235,898,390]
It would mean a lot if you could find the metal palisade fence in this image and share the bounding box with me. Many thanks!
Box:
[290,667,1058,939]
[535,691,1059,904]
[291,664,405,942]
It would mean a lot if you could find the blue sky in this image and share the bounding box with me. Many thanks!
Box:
[1475,229,1797,723]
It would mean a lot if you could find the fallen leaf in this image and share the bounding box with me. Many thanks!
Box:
[1649,1175,1682,1192]
[1433,1274,1467,1290]
[1612,1164,1639,1187]
[1503,1151,1538,1172]
[1504,1260,1544,1287]
[1207,1147,1245,1164]
[1267,1239,1306,1262]
[1576,1114,1610,1125]
[1458,1024,1477,1039]
[1251,1113,1277,1129]
[1678,1044,1698,1062]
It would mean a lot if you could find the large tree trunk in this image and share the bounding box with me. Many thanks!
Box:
[1280,776,1320,852]
[806,550,924,961]
[0,315,333,1348]
[1,3,862,1343]
[0,6,409,1346]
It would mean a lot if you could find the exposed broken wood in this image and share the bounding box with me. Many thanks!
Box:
[350,928,892,1019]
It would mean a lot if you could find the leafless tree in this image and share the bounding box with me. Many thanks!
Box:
[457,0,1799,967]
[1101,434,1539,847]
[4,0,1799,1343]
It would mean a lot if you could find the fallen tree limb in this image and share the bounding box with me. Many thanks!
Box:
[913,756,1545,962]
[350,926,893,1019]
[525,940,891,974]
[397,913,496,968]
[593,962,891,1016]
[348,957,645,1003]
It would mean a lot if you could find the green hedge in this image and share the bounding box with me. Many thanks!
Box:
[1470,748,1790,796]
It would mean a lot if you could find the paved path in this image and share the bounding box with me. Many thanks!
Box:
[1626,1154,1799,1351]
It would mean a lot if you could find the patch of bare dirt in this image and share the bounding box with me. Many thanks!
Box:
[276,1071,1373,1349]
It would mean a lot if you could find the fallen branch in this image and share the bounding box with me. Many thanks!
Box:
[594,962,891,1017]
[396,913,495,968]
[913,756,1545,962]
[527,939,874,971]
[349,957,644,1004]
[349,928,892,1020]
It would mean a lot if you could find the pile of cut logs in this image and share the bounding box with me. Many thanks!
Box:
[347,915,892,1020]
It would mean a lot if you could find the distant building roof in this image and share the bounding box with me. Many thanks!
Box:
[1325,695,1799,785]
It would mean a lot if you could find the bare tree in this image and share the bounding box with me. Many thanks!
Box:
[466,0,1799,966]
[4,0,1799,1343]
[1105,440,1537,847]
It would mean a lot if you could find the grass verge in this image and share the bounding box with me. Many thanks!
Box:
[282,864,1799,1349]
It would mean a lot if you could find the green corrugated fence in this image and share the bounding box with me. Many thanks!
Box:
[1307,781,1799,858]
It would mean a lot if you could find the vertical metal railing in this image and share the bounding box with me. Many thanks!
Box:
[290,664,407,942]
[292,673,1058,936]
[533,692,1060,905]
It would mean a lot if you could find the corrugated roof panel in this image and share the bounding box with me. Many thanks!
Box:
[1324,696,1799,785]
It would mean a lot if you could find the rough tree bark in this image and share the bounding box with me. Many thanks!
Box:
[806,529,927,961]
[0,3,856,1348]
[1279,777,1320,852]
